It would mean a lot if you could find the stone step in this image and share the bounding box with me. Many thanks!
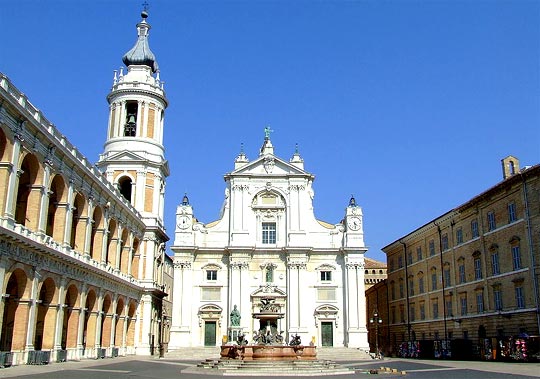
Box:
[167,346,372,362]
[165,347,220,360]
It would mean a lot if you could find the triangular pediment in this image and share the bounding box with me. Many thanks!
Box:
[230,154,310,177]
[99,150,147,163]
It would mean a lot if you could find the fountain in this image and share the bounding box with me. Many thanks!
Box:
[220,298,316,361]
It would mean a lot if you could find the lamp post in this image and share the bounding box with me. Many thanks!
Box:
[369,309,383,358]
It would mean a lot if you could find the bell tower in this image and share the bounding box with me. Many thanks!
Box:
[96,10,169,355]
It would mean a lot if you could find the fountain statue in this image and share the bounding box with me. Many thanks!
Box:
[220,295,316,361]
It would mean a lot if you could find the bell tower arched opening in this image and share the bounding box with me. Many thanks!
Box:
[118,176,133,203]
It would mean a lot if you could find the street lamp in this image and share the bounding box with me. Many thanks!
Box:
[369,309,383,358]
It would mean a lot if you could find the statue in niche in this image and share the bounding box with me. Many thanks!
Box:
[230,305,241,326]
[265,266,274,283]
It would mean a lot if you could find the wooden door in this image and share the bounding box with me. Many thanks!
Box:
[321,322,333,347]
[204,321,216,346]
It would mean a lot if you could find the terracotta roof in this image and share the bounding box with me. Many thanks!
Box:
[364,257,386,269]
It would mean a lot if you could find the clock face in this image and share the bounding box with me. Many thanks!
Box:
[347,216,361,231]
[177,215,190,230]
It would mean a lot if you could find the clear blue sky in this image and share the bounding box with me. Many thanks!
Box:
[2,1,539,262]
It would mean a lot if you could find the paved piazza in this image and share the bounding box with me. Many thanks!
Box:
[0,356,539,379]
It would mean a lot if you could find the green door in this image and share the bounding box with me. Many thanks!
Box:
[204,321,216,346]
[321,322,333,347]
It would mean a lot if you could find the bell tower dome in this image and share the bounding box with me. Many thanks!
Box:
[97,10,169,224]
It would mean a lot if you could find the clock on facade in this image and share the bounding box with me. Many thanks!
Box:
[177,215,190,229]
[347,216,361,231]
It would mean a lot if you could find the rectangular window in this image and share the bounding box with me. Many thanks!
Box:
[416,247,423,261]
[459,264,466,284]
[446,299,452,317]
[399,281,404,298]
[317,288,336,301]
[206,270,217,281]
[476,292,484,313]
[494,288,503,311]
[429,240,435,256]
[390,282,395,300]
[420,303,426,320]
[262,222,276,244]
[431,272,437,291]
[460,296,468,316]
[456,228,463,244]
[512,246,522,270]
[391,307,396,324]
[399,306,405,323]
[407,252,413,265]
[398,255,403,268]
[201,287,221,301]
[442,234,449,251]
[444,268,451,286]
[515,286,525,309]
[389,259,394,272]
[487,212,496,231]
[474,258,482,280]
[410,305,415,322]
[508,202,517,223]
[409,279,414,296]
[491,252,500,276]
[320,271,332,281]
[433,301,439,319]
[471,219,479,238]
[419,277,424,294]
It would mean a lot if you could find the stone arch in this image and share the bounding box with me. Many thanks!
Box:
[114,297,125,347]
[101,294,113,347]
[117,175,133,203]
[131,238,140,278]
[0,268,29,351]
[70,192,87,250]
[118,227,129,272]
[34,276,57,350]
[83,289,98,350]
[90,206,104,260]
[63,283,80,349]
[15,153,41,228]
[46,174,68,241]
[105,219,118,267]
[0,127,14,215]
[0,126,10,161]
[126,301,137,346]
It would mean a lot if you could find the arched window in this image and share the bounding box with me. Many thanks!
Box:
[118,176,132,203]
[124,101,138,137]
[15,154,39,226]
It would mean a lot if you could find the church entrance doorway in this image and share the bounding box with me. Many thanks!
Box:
[321,322,333,347]
[204,321,216,346]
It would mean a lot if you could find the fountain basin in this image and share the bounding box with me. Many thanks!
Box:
[221,345,316,361]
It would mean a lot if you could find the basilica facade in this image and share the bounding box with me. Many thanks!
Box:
[169,136,369,349]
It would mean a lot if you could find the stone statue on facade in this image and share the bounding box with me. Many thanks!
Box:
[230,305,241,326]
